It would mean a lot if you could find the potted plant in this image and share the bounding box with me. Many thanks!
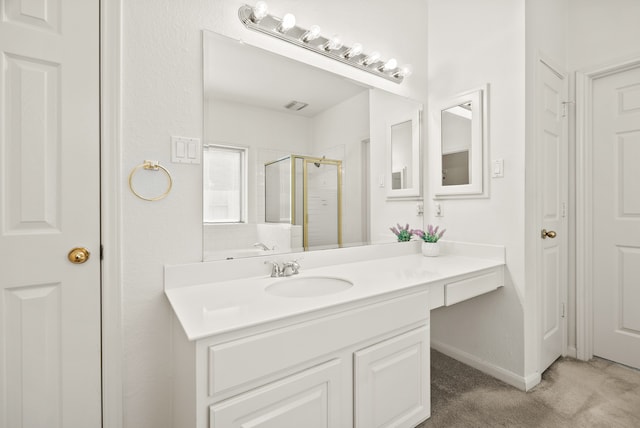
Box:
[389,223,414,242]
[414,225,446,257]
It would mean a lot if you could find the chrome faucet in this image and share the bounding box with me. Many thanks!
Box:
[265,261,282,278]
[265,260,300,277]
[282,260,300,276]
[253,242,272,251]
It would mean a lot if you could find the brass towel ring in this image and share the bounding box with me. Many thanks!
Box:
[128,160,173,201]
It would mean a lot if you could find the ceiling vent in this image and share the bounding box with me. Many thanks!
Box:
[284,100,309,111]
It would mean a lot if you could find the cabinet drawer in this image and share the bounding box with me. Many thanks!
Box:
[209,359,342,428]
[208,291,429,397]
[444,268,502,306]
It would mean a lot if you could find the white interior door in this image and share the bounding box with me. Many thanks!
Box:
[0,0,101,427]
[592,64,640,370]
[538,60,568,373]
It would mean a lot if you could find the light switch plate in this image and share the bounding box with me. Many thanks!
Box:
[171,136,201,164]
[492,159,504,178]
[435,203,443,217]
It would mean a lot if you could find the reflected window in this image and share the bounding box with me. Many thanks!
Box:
[203,145,247,223]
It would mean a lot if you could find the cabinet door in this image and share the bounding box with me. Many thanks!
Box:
[354,326,430,428]
[209,359,341,428]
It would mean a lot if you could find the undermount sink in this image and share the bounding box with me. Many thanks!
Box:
[266,276,353,298]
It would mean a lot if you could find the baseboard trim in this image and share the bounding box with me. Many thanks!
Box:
[431,340,541,391]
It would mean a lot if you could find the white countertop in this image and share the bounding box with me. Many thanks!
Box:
[165,248,505,341]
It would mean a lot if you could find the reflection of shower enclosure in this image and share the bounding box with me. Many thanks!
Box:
[265,155,342,251]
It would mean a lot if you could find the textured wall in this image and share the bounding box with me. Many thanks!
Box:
[426,0,527,379]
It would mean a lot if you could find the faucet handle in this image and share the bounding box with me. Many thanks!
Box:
[264,260,282,277]
[284,260,300,275]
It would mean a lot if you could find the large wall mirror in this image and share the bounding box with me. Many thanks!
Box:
[203,31,423,261]
[433,85,489,199]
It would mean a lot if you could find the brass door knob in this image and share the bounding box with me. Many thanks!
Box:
[541,229,557,239]
[68,247,90,264]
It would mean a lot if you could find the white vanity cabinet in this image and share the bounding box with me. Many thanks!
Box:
[172,290,431,428]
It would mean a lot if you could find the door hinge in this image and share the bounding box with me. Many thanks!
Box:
[561,101,574,118]
[561,302,566,318]
[561,202,567,218]
[100,244,104,260]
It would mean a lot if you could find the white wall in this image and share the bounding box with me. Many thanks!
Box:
[568,0,640,71]
[120,0,427,426]
[369,89,424,243]
[426,0,527,379]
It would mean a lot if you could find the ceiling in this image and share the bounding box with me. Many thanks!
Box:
[204,32,369,118]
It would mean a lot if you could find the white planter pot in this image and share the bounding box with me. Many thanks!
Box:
[421,242,440,257]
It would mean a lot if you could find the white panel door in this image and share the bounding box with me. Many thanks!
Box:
[592,65,640,370]
[354,326,430,428]
[0,0,101,427]
[538,61,568,373]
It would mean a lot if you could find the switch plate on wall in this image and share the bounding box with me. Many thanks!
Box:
[171,136,201,164]
[492,159,504,178]
[434,203,443,217]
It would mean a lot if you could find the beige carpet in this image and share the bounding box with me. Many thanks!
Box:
[417,350,640,427]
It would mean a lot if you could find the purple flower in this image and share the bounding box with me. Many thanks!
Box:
[419,224,446,243]
[390,223,414,242]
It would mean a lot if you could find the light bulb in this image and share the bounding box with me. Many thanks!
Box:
[251,1,268,22]
[277,13,296,33]
[362,51,381,66]
[301,25,321,42]
[379,58,397,72]
[400,64,413,77]
[322,34,343,51]
[393,64,413,78]
[343,43,363,59]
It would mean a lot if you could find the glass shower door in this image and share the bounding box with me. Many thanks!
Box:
[303,158,342,250]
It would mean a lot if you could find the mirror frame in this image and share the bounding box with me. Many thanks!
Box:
[434,84,489,199]
[386,108,422,199]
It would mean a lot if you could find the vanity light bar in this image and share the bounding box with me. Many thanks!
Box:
[238,3,411,84]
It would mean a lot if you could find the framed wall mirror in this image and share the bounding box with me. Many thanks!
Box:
[434,85,489,199]
[386,108,421,199]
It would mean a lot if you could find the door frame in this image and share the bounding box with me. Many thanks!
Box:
[101,0,124,425]
[535,53,569,373]
[575,55,640,362]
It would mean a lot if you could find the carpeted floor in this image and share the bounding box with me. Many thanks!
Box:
[417,349,640,427]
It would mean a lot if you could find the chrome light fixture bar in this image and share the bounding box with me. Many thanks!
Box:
[238,3,412,83]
